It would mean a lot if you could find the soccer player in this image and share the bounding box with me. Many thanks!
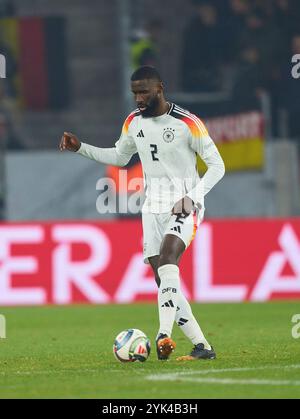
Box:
[59,66,225,361]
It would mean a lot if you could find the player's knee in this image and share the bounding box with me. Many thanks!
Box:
[155,275,161,288]
[158,253,177,267]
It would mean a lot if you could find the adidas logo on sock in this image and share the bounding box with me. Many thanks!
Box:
[137,130,145,138]
[161,300,174,308]
[171,226,181,234]
[177,317,189,326]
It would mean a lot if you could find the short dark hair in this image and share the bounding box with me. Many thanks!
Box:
[131,66,162,82]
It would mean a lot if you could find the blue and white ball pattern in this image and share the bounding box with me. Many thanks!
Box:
[113,329,151,362]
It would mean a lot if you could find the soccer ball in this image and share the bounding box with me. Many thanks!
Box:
[113,328,151,363]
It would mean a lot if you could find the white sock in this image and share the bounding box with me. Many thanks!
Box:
[175,289,211,350]
[157,264,179,338]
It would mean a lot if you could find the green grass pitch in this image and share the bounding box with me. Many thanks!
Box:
[0,302,300,399]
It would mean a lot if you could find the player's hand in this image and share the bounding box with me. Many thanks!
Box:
[172,196,194,216]
[59,132,81,152]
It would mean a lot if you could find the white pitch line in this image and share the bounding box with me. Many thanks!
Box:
[1,364,300,383]
[146,364,300,386]
[0,368,148,377]
[163,377,300,386]
[0,368,100,376]
[146,364,300,380]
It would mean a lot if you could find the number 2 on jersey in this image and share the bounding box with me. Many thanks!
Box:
[150,144,159,161]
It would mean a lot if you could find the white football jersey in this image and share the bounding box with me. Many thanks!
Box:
[115,103,219,213]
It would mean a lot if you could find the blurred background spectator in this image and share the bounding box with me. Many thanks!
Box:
[0,0,299,149]
[131,19,161,70]
[179,0,300,140]
[239,9,283,73]
[181,0,225,92]
[231,43,267,112]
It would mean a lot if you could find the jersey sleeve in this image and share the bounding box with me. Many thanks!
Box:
[187,116,219,160]
[77,112,138,167]
[185,114,225,204]
[114,112,138,160]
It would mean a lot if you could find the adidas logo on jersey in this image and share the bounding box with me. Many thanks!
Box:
[171,226,181,234]
[137,130,145,138]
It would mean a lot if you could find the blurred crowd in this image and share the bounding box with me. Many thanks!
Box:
[1,0,300,145]
[180,0,300,139]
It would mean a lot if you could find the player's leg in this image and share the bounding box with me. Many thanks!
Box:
[142,212,162,267]
[148,255,175,359]
[149,251,180,359]
[175,291,216,360]
[160,209,216,360]
[153,233,184,358]
[146,211,215,360]
[149,254,212,349]
[148,255,160,287]
[143,213,178,359]
[149,250,214,360]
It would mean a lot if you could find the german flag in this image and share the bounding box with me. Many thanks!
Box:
[0,16,69,109]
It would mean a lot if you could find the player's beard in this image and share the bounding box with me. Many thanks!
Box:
[139,95,160,117]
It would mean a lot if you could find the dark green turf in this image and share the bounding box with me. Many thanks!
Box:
[0,302,299,399]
